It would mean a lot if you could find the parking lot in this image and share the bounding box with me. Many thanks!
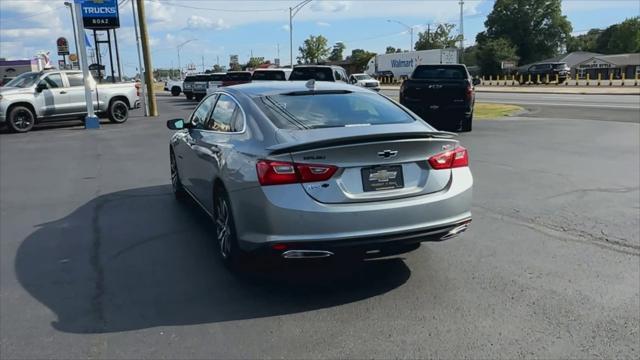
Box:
[1,93,638,358]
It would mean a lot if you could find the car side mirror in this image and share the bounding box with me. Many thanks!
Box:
[472,78,481,86]
[36,82,47,92]
[166,118,187,130]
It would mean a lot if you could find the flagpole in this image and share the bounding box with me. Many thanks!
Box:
[72,0,100,129]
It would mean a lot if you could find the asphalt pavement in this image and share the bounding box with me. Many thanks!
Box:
[1,93,638,359]
[381,89,640,123]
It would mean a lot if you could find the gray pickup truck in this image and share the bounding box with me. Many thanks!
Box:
[0,70,140,133]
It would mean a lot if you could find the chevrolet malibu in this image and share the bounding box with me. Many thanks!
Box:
[167,81,472,268]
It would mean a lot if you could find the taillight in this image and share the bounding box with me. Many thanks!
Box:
[256,160,337,186]
[465,83,473,101]
[428,146,469,169]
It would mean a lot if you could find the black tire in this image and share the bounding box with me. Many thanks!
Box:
[171,86,181,96]
[214,188,245,269]
[108,99,129,123]
[170,150,187,200]
[7,106,35,133]
[460,112,473,132]
[185,93,193,100]
[194,94,204,102]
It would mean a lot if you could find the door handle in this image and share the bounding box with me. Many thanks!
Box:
[59,91,67,94]
[210,145,221,154]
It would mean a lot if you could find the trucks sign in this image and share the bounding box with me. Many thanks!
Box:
[81,0,120,29]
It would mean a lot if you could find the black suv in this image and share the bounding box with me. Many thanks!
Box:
[182,75,197,100]
[519,62,570,84]
[289,65,348,82]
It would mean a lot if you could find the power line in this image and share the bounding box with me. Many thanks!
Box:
[159,1,287,13]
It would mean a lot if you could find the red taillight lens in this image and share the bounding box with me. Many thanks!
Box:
[256,160,338,186]
[465,84,473,100]
[428,146,469,169]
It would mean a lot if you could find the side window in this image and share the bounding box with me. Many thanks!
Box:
[334,70,342,81]
[41,73,63,89]
[190,96,215,129]
[67,73,84,87]
[207,94,237,132]
[341,70,348,82]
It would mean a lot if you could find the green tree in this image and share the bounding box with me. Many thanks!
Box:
[246,57,264,69]
[479,0,572,65]
[329,42,346,61]
[462,45,479,67]
[212,64,224,72]
[598,17,640,54]
[229,63,241,71]
[298,35,330,64]
[414,24,461,50]
[349,49,376,72]
[567,29,602,52]
[385,46,397,54]
[475,36,519,75]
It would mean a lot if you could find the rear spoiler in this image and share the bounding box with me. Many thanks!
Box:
[267,131,456,155]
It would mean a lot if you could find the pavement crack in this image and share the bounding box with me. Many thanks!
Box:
[545,186,640,200]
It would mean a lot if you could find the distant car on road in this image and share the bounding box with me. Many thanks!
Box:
[221,72,252,87]
[194,73,226,101]
[204,73,227,97]
[251,68,292,82]
[289,65,348,83]
[0,70,140,133]
[519,62,570,84]
[348,73,380,91]
[166,81,472,269]
[400,64,479,132]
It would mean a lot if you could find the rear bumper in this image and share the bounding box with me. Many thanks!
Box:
[230,167,473,253]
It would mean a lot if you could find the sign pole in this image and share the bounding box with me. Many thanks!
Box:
[73,0,100,129]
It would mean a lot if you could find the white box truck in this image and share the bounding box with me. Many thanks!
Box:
[365,48,459,80]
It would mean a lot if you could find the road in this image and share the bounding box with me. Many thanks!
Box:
[1,93,638,359]
[381,89,640,123]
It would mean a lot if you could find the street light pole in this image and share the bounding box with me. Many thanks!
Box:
[176,39,196,79]
[63,2,79,68]
[289,0,312,68]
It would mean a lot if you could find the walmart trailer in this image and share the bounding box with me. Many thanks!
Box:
[365,49,459,80]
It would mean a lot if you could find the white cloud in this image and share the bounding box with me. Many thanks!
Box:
[146,0,172,23]
[310,1,351,13]
[1,28,52,39]
[186,16,229,30]
[316,21,331,27]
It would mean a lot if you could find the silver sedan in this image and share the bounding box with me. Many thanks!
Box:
[167,81,473,268]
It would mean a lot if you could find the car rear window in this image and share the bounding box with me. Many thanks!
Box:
[255,91,415,130]
[184,76,196,82]
[289,67,334,81]
[412,66,467,79]
[553,63,567,69]
[252,71,286,81]
[225,72,252,81]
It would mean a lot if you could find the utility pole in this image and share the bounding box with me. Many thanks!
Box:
[136,0,157,116]
[72,1,99,129]
[387,19,415,51]
[202,55,205,72]
[131,0,148,116]
[63,2,78,68]
[459,0,464,62]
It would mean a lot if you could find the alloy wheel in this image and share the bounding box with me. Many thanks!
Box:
[13,110,33,131]
[215,196,232,259]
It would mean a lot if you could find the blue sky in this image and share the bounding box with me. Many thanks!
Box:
[1,0,638,76]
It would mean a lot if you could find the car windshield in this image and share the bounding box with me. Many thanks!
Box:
[252,71,286,81]
[4,72,40,88]
[289,67,334,81]
[255,91,415,130]
[412,66,467,79]
[553,63,568,69]
[355,74,372,80]
[226,72,252,81]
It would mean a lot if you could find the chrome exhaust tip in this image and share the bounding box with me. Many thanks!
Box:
[440,223,469,240]
[281,250,334,259]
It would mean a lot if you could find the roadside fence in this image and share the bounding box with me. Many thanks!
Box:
[477,73,640,87]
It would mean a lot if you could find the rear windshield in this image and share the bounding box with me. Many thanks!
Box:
[197,74,225,81]
[225,72,252,81]
[252,71,287,81]
[184,76,196,82]
[553,63,567,69]
[289,67,334,81]
[255,91,415,130]
[412,66,467,80]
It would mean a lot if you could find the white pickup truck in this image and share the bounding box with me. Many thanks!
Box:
[0,70,140,133]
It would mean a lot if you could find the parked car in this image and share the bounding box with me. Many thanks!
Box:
[0,70,140,133]
[166,81,472,269]
[519,62,570,84]
[193,73,226,101]
[251,68,292,82]
[400,64,479,132]
[288,65,348,82]
[165,79,183,96]
[221,72,252,87]
[182,75,197,100]
[348,73,380,91]
[203,73,226,97]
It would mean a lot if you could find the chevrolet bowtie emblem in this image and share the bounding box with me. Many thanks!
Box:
[377,150,398,158]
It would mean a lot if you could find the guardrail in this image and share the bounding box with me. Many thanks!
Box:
[478,74,640,87]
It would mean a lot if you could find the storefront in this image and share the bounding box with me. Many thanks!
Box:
[576,54,640,79]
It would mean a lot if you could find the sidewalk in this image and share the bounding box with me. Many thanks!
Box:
[380,85,640,95]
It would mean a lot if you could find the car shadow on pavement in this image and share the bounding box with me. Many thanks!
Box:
[14,185,411,334]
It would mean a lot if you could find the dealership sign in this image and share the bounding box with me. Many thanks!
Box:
[81,0,120,29]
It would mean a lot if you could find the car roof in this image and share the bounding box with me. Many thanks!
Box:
[222,81,371,97]
[293,65,341,69]
[253,68,291,72]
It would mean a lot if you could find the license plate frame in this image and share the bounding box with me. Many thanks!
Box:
[361,165,404,192]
